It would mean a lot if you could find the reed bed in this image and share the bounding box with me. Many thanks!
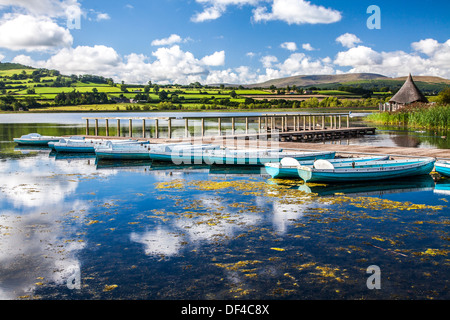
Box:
[367,103,450,129]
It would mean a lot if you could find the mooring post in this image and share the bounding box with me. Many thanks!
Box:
[258,117,261,134]
[85,119,89,136]
[155,119,159,138]
[339,115,342,129]
[303,116,306,131]
[245,117,249,134]
[201,118,205,137]
[322,116,325,129]
[347,115,350,128]
[105,119,109,137]
[231,117,235,135]
[129,119,133,137]
[94,119,98,136]
[142,119,146,138]
[185,118,189,138]
[168,118,172,139]
[117,119,121,137]
[330,115,333,130]
[218,117,222,136]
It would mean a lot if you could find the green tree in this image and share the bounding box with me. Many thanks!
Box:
[438,88,450,105]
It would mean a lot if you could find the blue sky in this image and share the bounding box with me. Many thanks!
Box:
[0,0,449,84]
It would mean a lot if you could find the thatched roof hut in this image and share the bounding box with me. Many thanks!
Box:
[389,74,428,105]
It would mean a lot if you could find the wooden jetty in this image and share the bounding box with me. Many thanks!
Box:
[82,113,375,143]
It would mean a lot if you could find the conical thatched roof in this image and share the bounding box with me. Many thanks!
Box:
[389,74,429,104]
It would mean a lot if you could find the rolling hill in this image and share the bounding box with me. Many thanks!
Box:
[244,73,450,89]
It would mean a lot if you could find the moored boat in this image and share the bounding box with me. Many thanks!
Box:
[149,143,221,164]
[207,149,336,166]
[13,133,63,146]
[264,155,391,179]
[95,141,152,160]
[435,160,450,178]
[297,157,436,183]
[53,138,147,153]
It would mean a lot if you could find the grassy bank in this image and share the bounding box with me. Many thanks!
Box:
[367,103,450,129]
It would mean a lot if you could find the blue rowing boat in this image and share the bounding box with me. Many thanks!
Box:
[264,155,390,179]
[207,149,336,166]
[13,133,62,146]
[149,143,220,164]
[53,138,147,153]
[435,160,450,178]
[95,141,152,160]
[297,157,436,183]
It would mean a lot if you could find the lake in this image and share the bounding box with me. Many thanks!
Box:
[0,112,449,301]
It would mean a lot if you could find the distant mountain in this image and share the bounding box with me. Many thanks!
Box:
[245,73,388,88]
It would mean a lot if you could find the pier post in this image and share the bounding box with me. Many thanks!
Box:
[245,117,249,134]
[322,116,325,129]
[312,116,315,130]
[117,119,121,137]
[330,115,333,130]
[168,119,172,139]
[95,119,98,136]
[201,118,205,137]
[142,119,146,138]
[155,119,159,139]
[85,119,89,136]
[264,117,268,133]
[105,119,109,137]
[339,115,342,129]
[258,117,261,134]
[271,117,274,132]
[303,116,306,131]
[308,116,311,130]
[281,117,285,133]
[218,117,222,136]
[185,119,189,138]
[129,119,133,137]
[347,115,350,128]
[293,116,296,132]
[231,117,235,135]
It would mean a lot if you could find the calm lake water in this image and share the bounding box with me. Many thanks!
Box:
[0,112,449,300]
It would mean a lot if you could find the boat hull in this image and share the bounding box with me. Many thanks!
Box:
[298,159,436,183]
[14,138,60,146]
[208,151,336,166]
[435,162,450,177]
[265,155,390,179]
[96,152,150,160]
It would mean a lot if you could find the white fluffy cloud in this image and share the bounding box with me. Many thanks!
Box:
[280,42,297,52]
[191,0,260,22]
[336,33,362,48]
[0,14,73,51]
[302,43,315,51]
[151,34,183,46]
[253,0,342,25]
[192,0,341,25]
[334,39,450,78]
[0,0,80,17]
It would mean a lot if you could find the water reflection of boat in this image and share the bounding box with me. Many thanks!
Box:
[435,161,450,178]
[14,146,52,153]
[13,133,62,146]
[95,159,153,170]
[298,175,436,196]
[209,165,265,176]
[53,153,97,161]
[434,180,450,196]
[297,158,436,183]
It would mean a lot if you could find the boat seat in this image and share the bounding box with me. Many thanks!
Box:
[314,160,335,170]
[280,157,301,167]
